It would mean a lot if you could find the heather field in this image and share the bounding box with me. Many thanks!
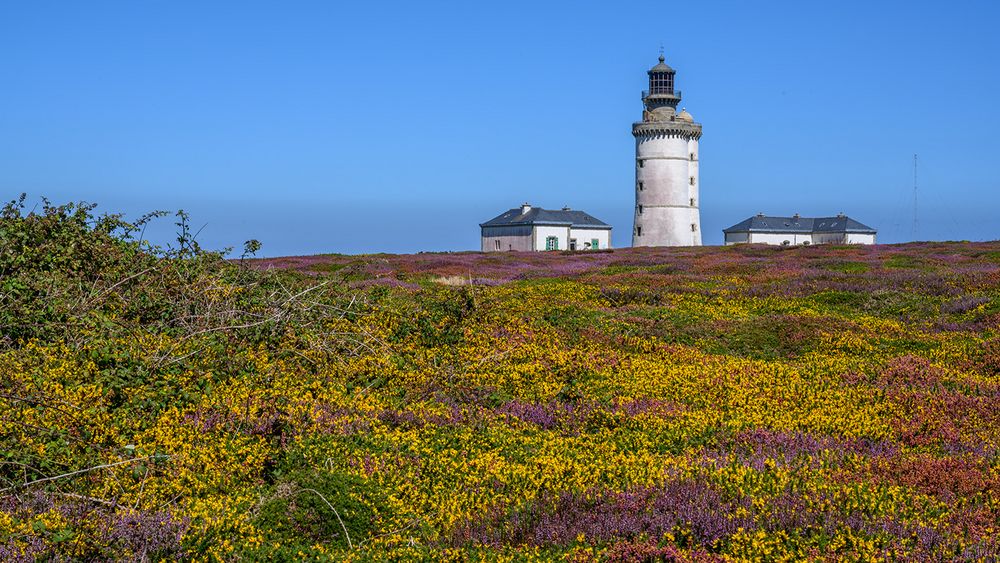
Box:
[4,201,1000,561]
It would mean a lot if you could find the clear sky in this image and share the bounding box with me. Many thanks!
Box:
[2,1,997,256]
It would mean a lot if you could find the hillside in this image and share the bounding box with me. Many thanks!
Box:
[3,200,1000,560]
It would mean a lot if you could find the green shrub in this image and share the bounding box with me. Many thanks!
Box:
[253,470,380,550]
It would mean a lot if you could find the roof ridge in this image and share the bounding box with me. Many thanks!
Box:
[480,206,612,229]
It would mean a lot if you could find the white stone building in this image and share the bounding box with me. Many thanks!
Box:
[480,203,612,252]
[632,55,703,247]
[723,214,877,245]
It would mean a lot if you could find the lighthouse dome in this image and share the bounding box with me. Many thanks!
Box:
[649,55,674,73]
[677,108,694,122]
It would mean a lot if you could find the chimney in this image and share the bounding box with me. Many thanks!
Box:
[521,202,532,215]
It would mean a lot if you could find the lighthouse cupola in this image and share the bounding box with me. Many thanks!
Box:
[644,55,681,111]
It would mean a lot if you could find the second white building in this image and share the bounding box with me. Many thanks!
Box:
[723,213,877,245]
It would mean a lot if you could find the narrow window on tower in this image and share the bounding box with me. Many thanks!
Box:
[638,159,644,168]
[690,153,696,160]
[638,205,643,215]
[689,177,695,185]
[638,181,644,191]
[691,223,697,232]
[636,226,642,237]
[690,198,695,207]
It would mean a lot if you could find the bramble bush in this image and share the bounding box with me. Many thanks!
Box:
[3,196,1000,561]
[0,196,364,560]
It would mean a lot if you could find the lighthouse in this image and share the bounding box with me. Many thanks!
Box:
[632,55,703,247]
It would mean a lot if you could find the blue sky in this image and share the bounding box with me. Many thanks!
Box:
[1,1,997,255]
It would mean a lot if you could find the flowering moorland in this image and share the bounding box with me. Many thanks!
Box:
[3,199,1000,561]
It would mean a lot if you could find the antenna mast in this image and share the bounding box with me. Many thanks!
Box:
[911,154,918,241]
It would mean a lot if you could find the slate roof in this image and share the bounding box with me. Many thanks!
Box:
[480,207,612,230]
[723,215,876,234]
[649,55,674,74]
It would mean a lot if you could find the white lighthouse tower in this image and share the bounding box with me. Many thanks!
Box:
[632,55,703,247]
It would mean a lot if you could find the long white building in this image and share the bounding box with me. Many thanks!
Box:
[723,214,877,245]
[632,55,703,247]
[480,203,612,252]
